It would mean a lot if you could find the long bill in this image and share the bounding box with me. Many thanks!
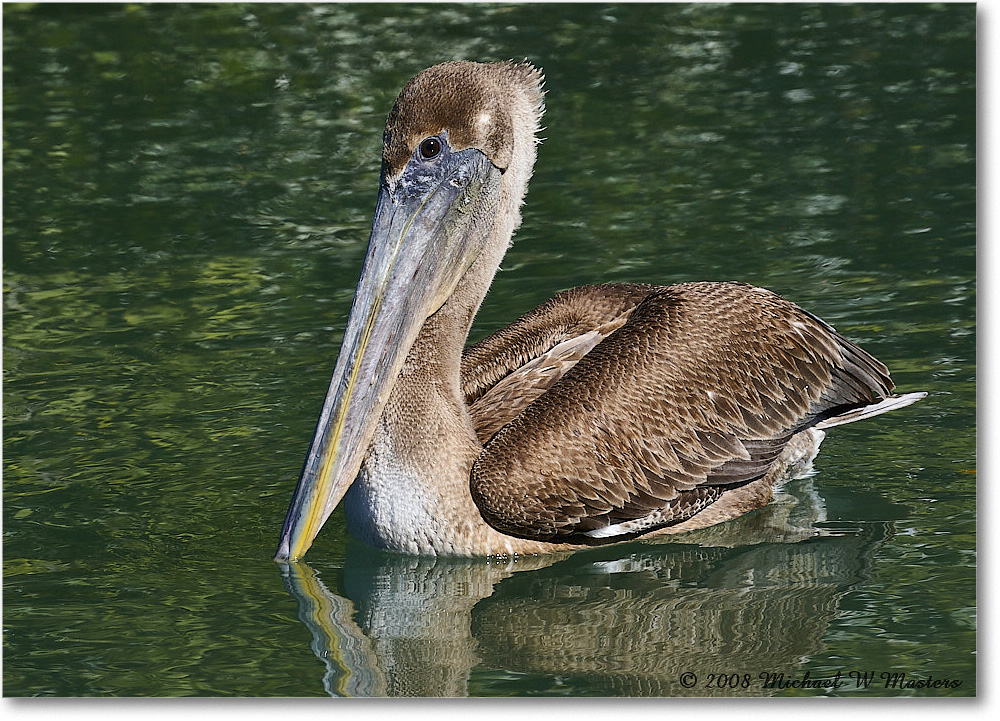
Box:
[275,147,501,562]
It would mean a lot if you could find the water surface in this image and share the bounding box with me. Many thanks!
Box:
[3,3,975,696]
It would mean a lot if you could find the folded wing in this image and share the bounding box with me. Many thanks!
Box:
[464,282,908,543]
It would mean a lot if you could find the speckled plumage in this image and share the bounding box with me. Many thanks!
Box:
[466,281,898,542]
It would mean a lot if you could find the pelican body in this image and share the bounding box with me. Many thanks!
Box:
[275,61,924,561]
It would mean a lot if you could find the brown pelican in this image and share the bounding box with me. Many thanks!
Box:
[275,61,924,561]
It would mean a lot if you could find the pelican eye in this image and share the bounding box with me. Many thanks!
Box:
[418,136,442,160]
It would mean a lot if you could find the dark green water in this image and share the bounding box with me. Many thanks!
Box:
[3,3,974,697]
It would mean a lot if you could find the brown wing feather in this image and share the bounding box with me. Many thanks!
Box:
[461,284,656,440]
[468,281,896,542]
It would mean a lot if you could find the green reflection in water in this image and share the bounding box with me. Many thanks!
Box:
[4,2,974,696]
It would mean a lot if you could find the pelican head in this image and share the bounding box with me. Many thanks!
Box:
[276,61,545,561]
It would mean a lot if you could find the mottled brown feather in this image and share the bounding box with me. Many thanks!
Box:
[462,284,654,440]
[466,281,896,542]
